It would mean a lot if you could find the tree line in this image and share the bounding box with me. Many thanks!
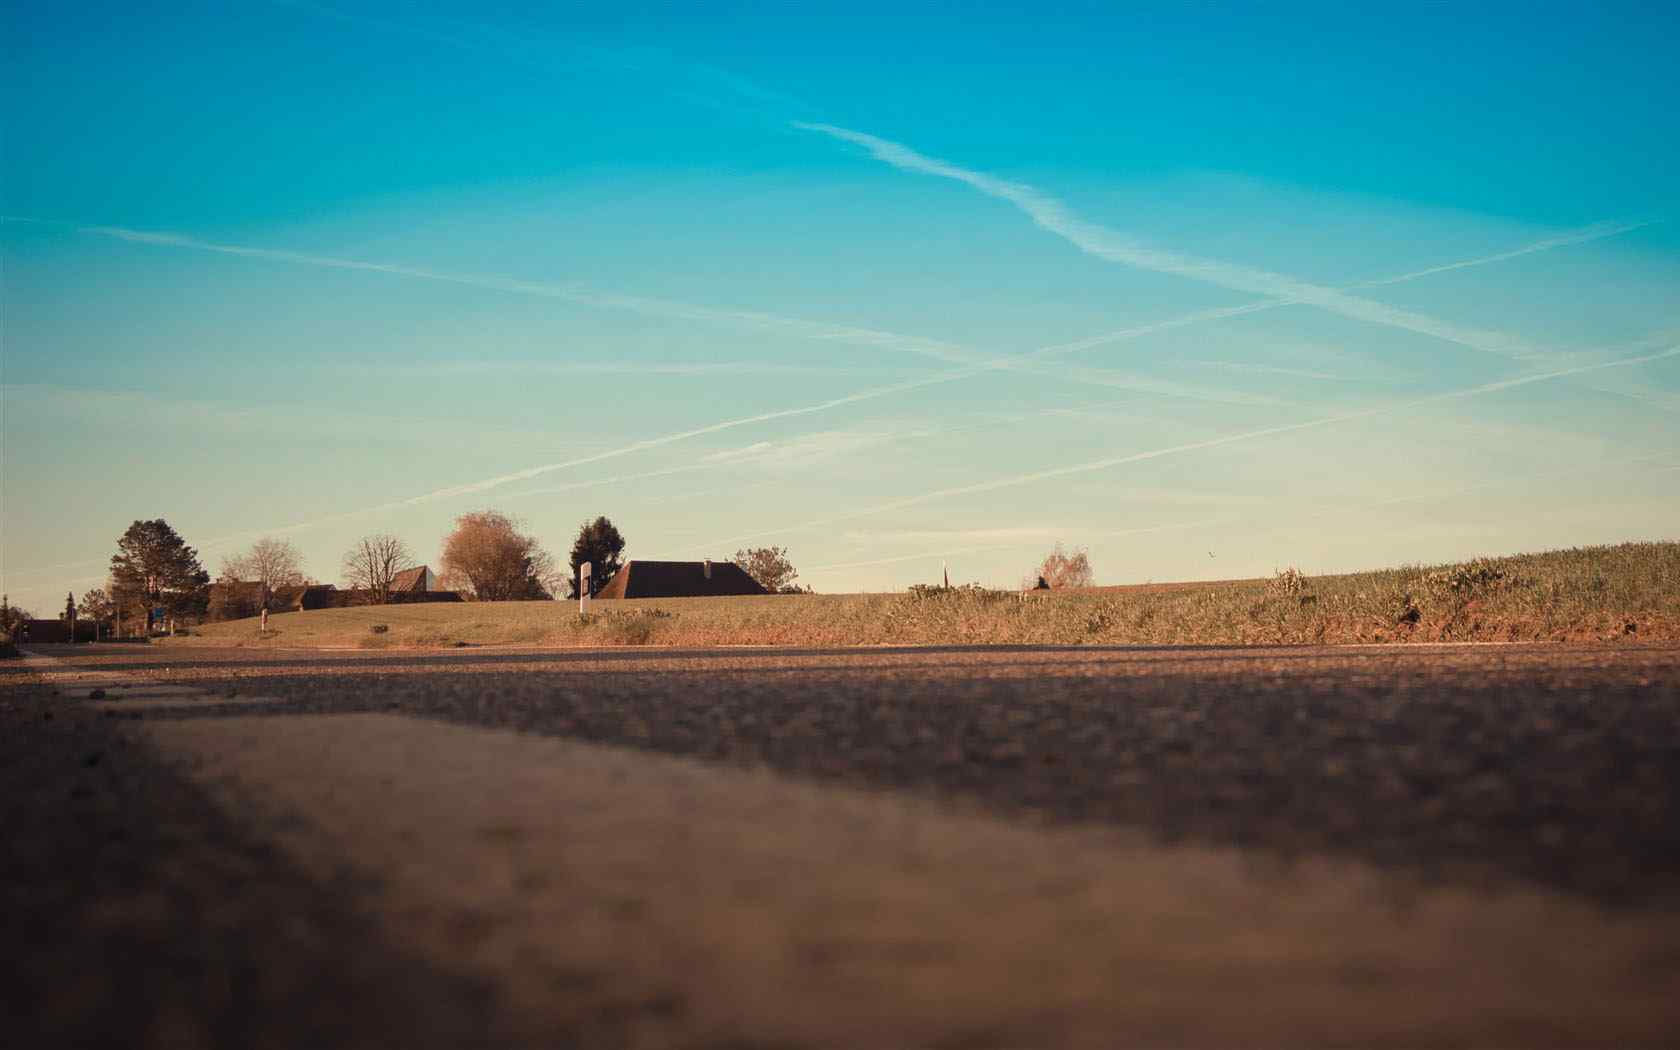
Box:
[54,512,806,633]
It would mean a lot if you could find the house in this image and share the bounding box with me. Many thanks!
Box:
[210,580,340,619]
[16,618,96,643]
[389,565,437,594]
[593,559,768,599]
[207,573,462,622]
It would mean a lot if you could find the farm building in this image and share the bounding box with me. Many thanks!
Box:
[594,559,767,599]
[389,565,439,594]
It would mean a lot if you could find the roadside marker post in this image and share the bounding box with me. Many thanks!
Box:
[579,562,592,618]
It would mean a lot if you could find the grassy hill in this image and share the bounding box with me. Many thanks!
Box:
[165,542,1680,650]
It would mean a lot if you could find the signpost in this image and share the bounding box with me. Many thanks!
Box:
[579,562,592,617]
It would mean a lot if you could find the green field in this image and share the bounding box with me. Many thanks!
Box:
[160,541,1680,650]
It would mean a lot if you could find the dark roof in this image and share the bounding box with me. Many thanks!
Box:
[594,560,768,599]
[390,565,430,592]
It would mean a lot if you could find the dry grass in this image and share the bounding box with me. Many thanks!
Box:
[164,541,1680,650]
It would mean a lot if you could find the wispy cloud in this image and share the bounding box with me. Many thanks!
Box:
[17,220,1369,408]
[692,344,1680,551]
[6,207,1649,560]
[702,425,944,470]
[796,122,1652,364]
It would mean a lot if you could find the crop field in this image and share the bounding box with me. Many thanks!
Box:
[170,541,1680,649]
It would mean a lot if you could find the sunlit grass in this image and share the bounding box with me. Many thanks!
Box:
[166,542,1679,650]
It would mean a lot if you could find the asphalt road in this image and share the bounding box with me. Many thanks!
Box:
[5,641,1679,1047]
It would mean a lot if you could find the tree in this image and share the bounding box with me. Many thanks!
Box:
[79,587,115,626]
[1029,543,1094,589]
[341,534,416,604]
[733,546,801,593]
[0,594,32,637]
[568,516,626,598]
[222,536,306,610]
[110,519,210,630]
[440,511,556,601]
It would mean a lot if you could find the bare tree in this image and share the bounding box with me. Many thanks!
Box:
[222,536,306,610]
[342,534,416,605]
[1029,543,1094,589]
[439,511,557,601]
[733,546,801,593]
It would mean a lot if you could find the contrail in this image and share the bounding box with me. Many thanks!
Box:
[691,344,1680,551]
[1353,219,1654,287]
[20,201,1627,398]
[25,210,1636,412]
[796,122,1657,364]
[72,220,1313,404]
[75,224,987,368]
[507,398,1141,501]
[50,220,1282,404]
[0,208,1644,578]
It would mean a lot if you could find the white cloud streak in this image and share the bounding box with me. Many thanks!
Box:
[1353,219,1654,287]
[77,224,986,367]
[796,122,1653,364]
[2,205,1643,578]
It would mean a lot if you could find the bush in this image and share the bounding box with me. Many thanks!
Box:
[369,623,390,634]
[582,607,674,645]
[1425,558,1508,595]
[1267,567,1310,600]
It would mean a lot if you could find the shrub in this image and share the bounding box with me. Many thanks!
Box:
[1268,567,1310,600]
[1425,558,1508,595]
[589,607,674,645]
[369,623,390,635]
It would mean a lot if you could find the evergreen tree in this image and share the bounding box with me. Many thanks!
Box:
[568,516,626,598]
[0,594,30,637]
[109,520,210,627]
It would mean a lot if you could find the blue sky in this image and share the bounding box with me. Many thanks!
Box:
[3,0,1678,610]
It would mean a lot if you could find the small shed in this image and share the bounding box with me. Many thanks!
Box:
[594,559,768,599]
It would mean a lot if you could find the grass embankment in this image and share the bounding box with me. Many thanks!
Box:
[167,542,1680,650]
[160,540,1680,648]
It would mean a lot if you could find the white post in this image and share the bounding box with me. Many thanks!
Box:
[579,562,592,617]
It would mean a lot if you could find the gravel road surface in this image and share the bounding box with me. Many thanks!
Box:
[5,641,1678,1047]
